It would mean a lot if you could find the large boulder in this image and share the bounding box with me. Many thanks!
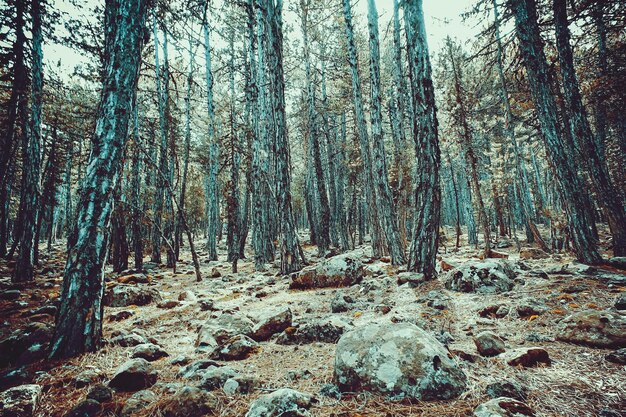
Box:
[277,317,352,345]
[556,310,626,348]
[290,253,364,289]
[245,388,315,417]
[248,307,292,341]
[103,285,161,307]
[444,260,516,294]
[160,386,218,417]
[333,323,466,400]
[473,397,535,417]
[0,384,42,417]
[108,359,158,392]
[196,313,255,350]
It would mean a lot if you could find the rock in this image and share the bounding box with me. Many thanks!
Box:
[444,260,516,294]
[197,312,255,348]
[516,299,548,318]
[108,359,158,391]
[157,300,180,309]
[177,360,221,380]
[486,381,527,401]
[63,399,100,417]
[120,390,156,417]
[474,331,506,357]
[0,384,42,417]
[479,304,509,318]
[222,376,258,395]
[74,369,106,388]
[0,290,21,301]
[117,273,150,284]
[103,285,161,307]
[196,366,237,390]
[556,310,626,348]
[334,322,466,400]
[160,386,218,417]
[0,323,53,368]
[319,384,341,400]
[108,310,134,322]
[605,348,626,365]
[178,290,197,302]
[86,384,113,403]
[396,272,425,287]
[608,257,626,270]
[331,292,354,313]
[500,347,550,367]
[248,307,292,341]
[210,268,221,278]
[222,378,239,396]
[109,331,148,347]
[497,239,512,249]
[614,293,626,311]
[210,334,259,361]
[277,317,352,345]
[245,388,315,417]
[519,247,549,260]
[0,367,31,391]
[473,397,535,417]
[131,343,169,362]
[142,262,158,271]
[169,355,191,366]
[290,253,364,289]
[199,299,215,311]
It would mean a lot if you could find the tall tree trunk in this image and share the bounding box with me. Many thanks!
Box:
[510,0,600,264]
[50,0,149,358]
[367,0,406,265]
[14,0,43,283]
[226,31,241,266]
[342,0,384,258]
[553,0,626,256]
[131,102,143,270]
[404,0,441,278]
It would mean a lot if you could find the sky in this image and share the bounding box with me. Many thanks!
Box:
[43,0,482,78]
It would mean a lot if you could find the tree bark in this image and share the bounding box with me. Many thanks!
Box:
[50,0,149,358]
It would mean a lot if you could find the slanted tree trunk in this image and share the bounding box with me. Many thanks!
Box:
[510,0,600,264]
[404,0,442,279]
[553,0,626,256]
[50,0,149,358]
[13,0,43,282]
[367,0,406,265]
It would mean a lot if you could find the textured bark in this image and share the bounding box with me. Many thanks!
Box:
[342,0,384,258]
[553,0,626,256]
[130,104,143,270]
[404,0,441,278]
[269,0,303,273]
[13,0,43,283]
[367,0,406,265]
[204,21,219,261]
[50,0,149,358]
[300,0,331,255]
[226,32,241,265]
[510,0,600,264]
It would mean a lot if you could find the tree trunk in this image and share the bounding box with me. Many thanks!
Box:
[510,0,600,264]
[131,103,143,270]
[50,0,149,358]
[404,0,442,278]
[553,0,626,256]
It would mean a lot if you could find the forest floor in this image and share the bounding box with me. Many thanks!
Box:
[0,228,625,417]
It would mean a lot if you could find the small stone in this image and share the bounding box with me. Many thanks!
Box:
[199,299,215,311]
[500,347,550,367]
[245,388,315,417]
[86,384,113,403]
[63,399,100,417]
[519,247,549,260]
[222,378,239,396]
[516,299,548,318]
[108,359,158,392]
[396,272,425,287]
[211,268,221,278]
[485,381,526,401]
[0,290,21,301]
[178,291,197,302]
[74,369,106,388]
[120,390,156,417]
[108,310,134,322]
[103,285,161,307]
[131,343,168,362]
[157,300,180,309]
[210,334,259,361]
[331,292,353,313]
[160,386,218,417]
[605,348,626,365]
[0,384,42,417]
[248,307,292,341]
[614,293,626,311]
[474,331,506,357]
[474,397,534,417]
[319,384,341,400]
[109,332,148,347]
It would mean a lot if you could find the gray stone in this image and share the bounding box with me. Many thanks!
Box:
[197,312,255,349]
[103,285,161,307]
[248,307,292,341]
[556,310,626,348]
[120,390,156,417]
[245,388,315,417]
[331,292,353,313]
[290,253,364,289]
[63,399,100,417]
[614,293,626,311]
[0,384,42,417]
[474,331,506,357]
[334,322,466,400]
[519,247,549,260]
[605,348,626,365]
[73,368,106,388]
[210,334,259,361]
[108,359,158,392]
[444,260,516,294]
[474,397,535,417]
[516,299,548,318]
[160,386,218,417]
[500,347,550,367]
[486,381,526,401]
[86,384,113,403]
[277,317,352,345]
[131,343,168,362]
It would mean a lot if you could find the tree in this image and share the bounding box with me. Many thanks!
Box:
[510,0,601,264]
[50,0,150,358]
[404,0,441,279]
